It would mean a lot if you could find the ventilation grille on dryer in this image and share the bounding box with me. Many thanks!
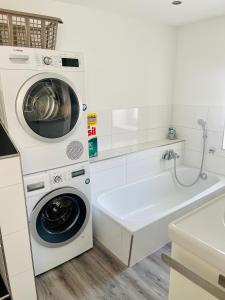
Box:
[66,141,84,160]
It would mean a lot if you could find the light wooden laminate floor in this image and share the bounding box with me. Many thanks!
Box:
[36,242,171,300]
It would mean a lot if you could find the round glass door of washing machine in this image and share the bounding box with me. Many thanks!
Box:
[30,187,90,247]
[16,73,82,142]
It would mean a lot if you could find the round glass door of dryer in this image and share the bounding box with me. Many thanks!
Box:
[30,187,90,247]
[17,73,82,141]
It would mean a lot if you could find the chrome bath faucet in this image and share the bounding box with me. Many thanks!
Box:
[161,149,180,161]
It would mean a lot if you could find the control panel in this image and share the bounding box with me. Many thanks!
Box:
[24,163,90,195]
[0,48,83,71]
[50,168,86,187]
[36,54,80,69]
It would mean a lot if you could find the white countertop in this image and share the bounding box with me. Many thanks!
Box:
[90,138,184,163]
[169,193,225,274]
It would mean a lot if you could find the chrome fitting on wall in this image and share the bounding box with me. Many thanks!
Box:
[161,149,180,161]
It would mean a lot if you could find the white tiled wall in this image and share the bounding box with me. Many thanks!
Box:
[92,104,172,152]
[91,141,184,200]
[172,18,225,177]
[172,104,225,175]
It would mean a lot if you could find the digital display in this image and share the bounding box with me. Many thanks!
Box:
[62,58,79,67]
[71,169,85,178]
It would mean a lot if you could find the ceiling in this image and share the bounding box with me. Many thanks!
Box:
[56,0,225,26]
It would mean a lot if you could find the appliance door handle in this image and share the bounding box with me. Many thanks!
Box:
[161,253,225,300]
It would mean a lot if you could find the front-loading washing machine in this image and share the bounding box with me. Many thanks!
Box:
[0,46,88,175]
[24,162,92,275]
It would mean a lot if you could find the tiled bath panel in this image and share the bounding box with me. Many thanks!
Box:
[93,104,172,152]
[172,104,225,176]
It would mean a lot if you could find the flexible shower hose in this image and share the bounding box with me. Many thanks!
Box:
[173,132,207,187]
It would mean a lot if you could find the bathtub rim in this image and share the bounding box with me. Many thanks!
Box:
[93,166,225,233]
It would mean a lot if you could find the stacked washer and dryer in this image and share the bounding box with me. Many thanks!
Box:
[0,47,93,275]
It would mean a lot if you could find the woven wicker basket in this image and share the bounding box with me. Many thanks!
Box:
[0,9,63,50]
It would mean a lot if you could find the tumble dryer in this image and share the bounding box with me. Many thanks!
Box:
[24,162,92,275]
[0,46,88,175]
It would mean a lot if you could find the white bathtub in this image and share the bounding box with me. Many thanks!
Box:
[93,167,225,266]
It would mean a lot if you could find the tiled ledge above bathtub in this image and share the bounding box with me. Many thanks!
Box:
[90,139,184,163]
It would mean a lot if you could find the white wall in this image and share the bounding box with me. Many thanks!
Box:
[172,16,225,175]
[173,16,225,107]
[1,0,176,110]
[1,0,176,151]
[3,1,225,166]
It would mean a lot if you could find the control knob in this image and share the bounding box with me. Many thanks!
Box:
[43,56,52,65]
[53,175,62,184]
